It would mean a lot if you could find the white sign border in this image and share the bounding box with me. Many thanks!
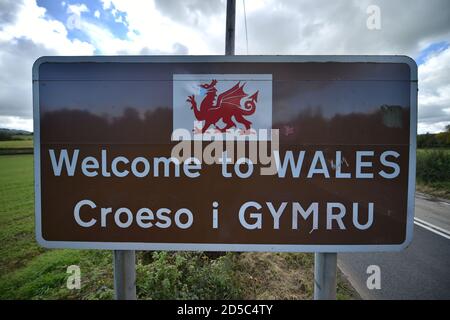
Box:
[32,55,417,252]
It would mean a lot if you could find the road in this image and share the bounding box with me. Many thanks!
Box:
[338,192,450,300]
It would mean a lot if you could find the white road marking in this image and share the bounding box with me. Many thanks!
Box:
[415,217,450,234]
[414,217,450,240]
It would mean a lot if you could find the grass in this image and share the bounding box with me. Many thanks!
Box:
[0,154,114,299]
[0,155,39,275]
[233,252,315,299]
[0,154,358,300]
[0,136,33,155]
[0,139,33,149]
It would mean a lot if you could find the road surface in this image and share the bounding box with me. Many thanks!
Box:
[338,192,450,300]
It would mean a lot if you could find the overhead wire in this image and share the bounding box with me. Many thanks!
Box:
[243,0,249,54]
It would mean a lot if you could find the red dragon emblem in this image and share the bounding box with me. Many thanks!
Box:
[186,80,259,133]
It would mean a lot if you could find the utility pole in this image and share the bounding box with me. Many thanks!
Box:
[225,0,236,55]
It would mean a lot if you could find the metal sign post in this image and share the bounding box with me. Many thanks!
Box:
[113,250,137,300]
[314,253,337,300]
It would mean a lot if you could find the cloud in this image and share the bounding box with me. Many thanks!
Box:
[418,46,450,133]
[0,38,55,118]
[0,115,33,132]
[0,0,21,25]
[0,0,94,54]
[153,0,224,24]
[101,0,113,10]
[99,0,225,54]
[238,3,302,54]
[67,3,90,16]
[235,0,450,55]
[0,0,94,130]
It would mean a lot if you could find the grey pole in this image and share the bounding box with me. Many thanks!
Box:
[113,250,137,300]
[314,252,337,300]
[225,0,236,55]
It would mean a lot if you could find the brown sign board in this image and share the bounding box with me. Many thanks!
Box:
[33,56,417,252]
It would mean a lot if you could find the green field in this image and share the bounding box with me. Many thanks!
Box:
[0,139,33,149]
[0,154,358,300]
[0,136,33,155]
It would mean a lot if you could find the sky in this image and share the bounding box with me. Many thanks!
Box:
[0,0,449,133]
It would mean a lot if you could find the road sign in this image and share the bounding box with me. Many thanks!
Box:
[33,55,417,252]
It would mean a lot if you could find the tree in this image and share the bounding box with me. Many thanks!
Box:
[0,131,13,141]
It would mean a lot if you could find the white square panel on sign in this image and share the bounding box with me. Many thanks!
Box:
[173,74,272,141]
